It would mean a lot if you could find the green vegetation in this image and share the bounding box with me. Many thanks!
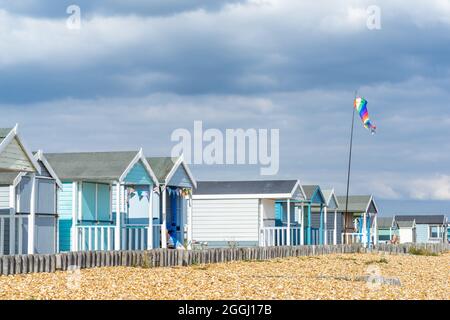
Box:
[408,247,439,256]
[365,257,388,265]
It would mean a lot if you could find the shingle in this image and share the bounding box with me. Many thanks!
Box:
[397,220,415,228]
[0,172,20,185]
[0,128,12,145]
[337,195,373,212]
[395,215,446,225]
[0,128,12,138]
[45,151,138,181]
[377,217,394,229]
[302,185,319,200]
[146,157,178,182]
[194,180,298,195]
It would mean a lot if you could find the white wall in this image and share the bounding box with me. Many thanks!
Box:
[0,186,10,211]
[262,199,275,220]
[399,228,414,243]
[192,198,259,243]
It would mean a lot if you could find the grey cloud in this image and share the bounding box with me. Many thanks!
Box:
[1,1,450,204]
[0,0,246,18]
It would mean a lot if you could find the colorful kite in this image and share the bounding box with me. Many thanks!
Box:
[354,97,376,134]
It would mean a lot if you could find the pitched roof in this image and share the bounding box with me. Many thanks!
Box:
[395,215,446,225]
[0,151,62,186]
[397,220,416,228]
[302,185,318,200]
[378,217,394,229]
[45,151,138,181]
[0,126,40,173]
[337,195,376,213]
[322,189,339,208]
[146,157,178,182]
[194,180,299,197]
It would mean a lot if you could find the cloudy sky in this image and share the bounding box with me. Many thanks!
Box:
[1,0,450,215]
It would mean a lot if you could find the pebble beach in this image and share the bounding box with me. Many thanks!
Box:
[0,253,448,300]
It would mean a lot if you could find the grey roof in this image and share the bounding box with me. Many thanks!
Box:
[322,189,340,208]
[302,185,320,200]
[395,215,446,225]
[45,151,138,181]
[194,180,298,196]
[146,157,178,182]
[0,128,12,145]
[0,172,20,185]
[337,195,374,213]
[378,217,394,229]
[397,220,415,228]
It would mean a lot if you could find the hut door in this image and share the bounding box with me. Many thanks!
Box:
[126,186,150,224]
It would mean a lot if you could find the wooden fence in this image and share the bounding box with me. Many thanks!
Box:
[0,243,448,276]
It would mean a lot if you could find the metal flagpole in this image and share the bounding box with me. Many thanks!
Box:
[344,91,357,244]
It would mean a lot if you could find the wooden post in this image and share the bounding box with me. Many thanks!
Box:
[286,199,291,246]
[362,211,367,247]
[27,174,36,254]
[324,205,328,245]
[373,214,378,245]
[71,182,78,252]
[55,182,59,254]
[187,193,193,249]
[258,199,263,246]
[318,204,323,245]
[307,204,311,245]
[300,203,304,245]
[147,186,154,249]
[9,185,16,255]
[334,209,338,245]
[114,182,121,250]
[161,187,167,249]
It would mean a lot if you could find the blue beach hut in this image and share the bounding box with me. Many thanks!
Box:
[46,149,159,252]
[147,156,197,249]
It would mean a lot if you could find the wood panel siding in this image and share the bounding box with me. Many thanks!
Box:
[192,198,259,244]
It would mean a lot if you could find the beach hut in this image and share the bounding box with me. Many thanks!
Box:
[302,185,326,245]
[337,195,378,247]
[0,150,61,255]
[0,126,50,255]
[394,215,448,244]
[396,219,416,244]
[46,150,159,252]
[376,217,398,244]
[192,180,306,248]
[321,189,340,245]
[146,156,196,249]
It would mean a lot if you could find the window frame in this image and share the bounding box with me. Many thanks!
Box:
[80,182,112,222]
[429,225,441,240]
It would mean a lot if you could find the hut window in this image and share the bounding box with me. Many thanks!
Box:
[81,182,111,222]
[429,226,440,239]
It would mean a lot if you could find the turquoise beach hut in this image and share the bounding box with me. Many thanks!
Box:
[46,149,159,252]
[302,185,326,245]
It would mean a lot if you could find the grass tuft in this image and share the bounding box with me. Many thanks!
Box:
[408,247,439,256]
[365,257,388,265]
